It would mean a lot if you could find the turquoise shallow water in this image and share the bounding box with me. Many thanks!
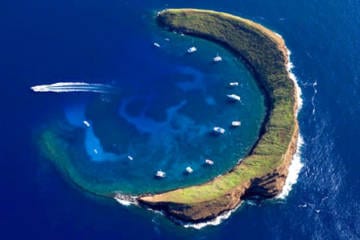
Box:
[43,24,266,194]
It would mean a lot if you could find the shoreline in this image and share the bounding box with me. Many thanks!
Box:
[276,49,304,199]
[138,8,301,224]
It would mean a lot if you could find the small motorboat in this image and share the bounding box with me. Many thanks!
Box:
[83,120,91,128]
[155,170,166,178]
[229,82,239,87]
[153,42,161,48]
[187,46,197,53]
[213,54,222,62]
[231,121,241,127]
[185,166,193,174]
[227,94,241,102]
[213,126,226,134]
[127,155,134,161]
[205,159,214,165]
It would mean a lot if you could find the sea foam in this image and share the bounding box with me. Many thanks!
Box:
[114,193,138,207]
[276,135,304,199]
[182,204,242,229]
[276,49,304,199]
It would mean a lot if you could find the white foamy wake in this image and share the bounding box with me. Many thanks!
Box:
[276,135,304,199]
[30,82,115,93]
[182,205,241,229]
[114,193,138,207]
[276,49,304,199]
[311,81,318,116]
[286,50,303,115]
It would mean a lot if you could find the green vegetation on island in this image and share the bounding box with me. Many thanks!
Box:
[139,8,298,220]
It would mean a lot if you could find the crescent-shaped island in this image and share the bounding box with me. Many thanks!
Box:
[38,8,300,226]
[136,8,299,223]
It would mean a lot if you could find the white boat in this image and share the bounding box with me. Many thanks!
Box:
[93,149,98,154]
[229,82,239,87]
[213,54,222,62]
[205,159,214,165]
[213,126,226,134]
[83,120,91,127]
[231,121,241,127]
[155,170,166,178]
[227,94,241,101]
[187,46,197,53]
[127,155,134,161]
[153,42,161,48]
[185,166,193,174]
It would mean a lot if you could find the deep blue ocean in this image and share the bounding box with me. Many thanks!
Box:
[1,0,360,239]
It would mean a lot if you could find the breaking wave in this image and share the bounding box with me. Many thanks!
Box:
[182,204,242,229]
[114,193,138,207]
[276,49,304,199]
[276,135,304,199]
[311,80,318,116]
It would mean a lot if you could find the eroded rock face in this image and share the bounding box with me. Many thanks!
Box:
[244,121,299,199]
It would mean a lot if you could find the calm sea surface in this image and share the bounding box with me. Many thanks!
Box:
[1,0,359,239]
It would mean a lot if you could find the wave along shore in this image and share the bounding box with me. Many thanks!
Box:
[137,8,301,224]
[276,50,304,200]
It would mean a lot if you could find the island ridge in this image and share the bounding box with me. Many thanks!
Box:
[137,8,299,223]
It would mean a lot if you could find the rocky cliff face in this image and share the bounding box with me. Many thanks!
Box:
[244,121,299,199]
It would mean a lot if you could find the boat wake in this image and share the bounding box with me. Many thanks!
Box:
[30,82,116,94]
